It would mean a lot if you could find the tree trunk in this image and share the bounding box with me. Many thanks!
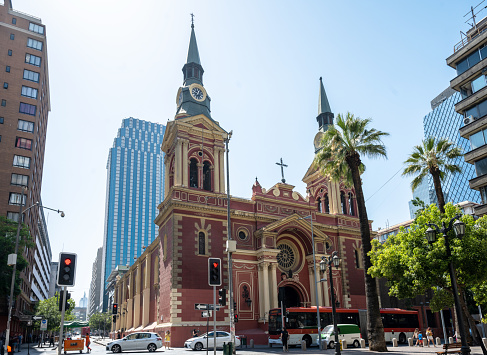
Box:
[430,167,446,213]
[346,152,387,352]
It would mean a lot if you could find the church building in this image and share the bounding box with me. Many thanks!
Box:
[112,21,370,346]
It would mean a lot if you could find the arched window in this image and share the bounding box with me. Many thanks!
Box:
[354,249,363,268]
[189,158,198,188]
[316,197,322,212]
[340,191,347,214]
[348,192,355,216]
[203,161,211,191]
[324,193,330,213]
[198,232,206,255]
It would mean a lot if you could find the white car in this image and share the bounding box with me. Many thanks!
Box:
[106,332,163,353]
[184,331,241,351]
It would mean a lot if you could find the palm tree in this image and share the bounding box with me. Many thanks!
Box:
[402,137,462,214]
[314,112,388,352]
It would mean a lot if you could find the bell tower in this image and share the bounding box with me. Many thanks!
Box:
[161,20,228,198]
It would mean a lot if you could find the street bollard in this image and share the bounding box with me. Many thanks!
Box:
[392,338,398,347]
[250,339,254,348]
[408,337,413,346]
[301,340,307,350]
[482,338,487,348]
[360,339,366,348]
[449,337,454,344]
[342,340,347,349]
[436,337,441,346]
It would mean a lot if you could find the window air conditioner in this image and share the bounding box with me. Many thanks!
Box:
[464,115,474,125]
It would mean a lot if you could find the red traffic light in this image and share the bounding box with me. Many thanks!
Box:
[64,258,72,266]
[213,262,219,268]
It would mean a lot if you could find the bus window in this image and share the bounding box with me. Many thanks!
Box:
[320,313,332,327]
[268,312,282,335]
[338,312,359,325]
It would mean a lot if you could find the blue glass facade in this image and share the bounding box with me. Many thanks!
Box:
[102,118,165,305]
[409,90,480,218]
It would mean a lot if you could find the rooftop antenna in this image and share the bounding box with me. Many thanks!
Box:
[464,1,486,29]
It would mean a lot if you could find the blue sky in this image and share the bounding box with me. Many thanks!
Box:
[12,0,473,304]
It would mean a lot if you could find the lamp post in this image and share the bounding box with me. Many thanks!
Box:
[320,251,341,355]
[425,214,470,355]
[4,190,65,353]
[298,215,322,349]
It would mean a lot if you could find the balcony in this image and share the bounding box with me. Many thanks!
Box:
[450,58,487,91]
[447,29,487,68]
[469,173,487,190]
[460,114,487,138]
[455,85,487,113]
[464,144,487,164]
[474,203,487,216]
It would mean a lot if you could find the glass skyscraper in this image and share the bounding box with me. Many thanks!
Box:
[102,117,165,308]
[409,88,480,217]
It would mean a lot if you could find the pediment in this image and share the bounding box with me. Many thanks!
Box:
[258,213,329,241]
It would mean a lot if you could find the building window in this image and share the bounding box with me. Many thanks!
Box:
[11,173,28,187]
[21,86,38,99]
[340,191,347,214]
[27,38,43,51]
[189,158,198,188]
[1,100,6,106]
[480,186,487,204]
[9,192,26,206]
[13,155,30,169]
[17,119,34,133]
[19,102,36,116]
[348,192,355,216]
[238,230,247,240]
[12,18,16,25]
[10,34,14,40]
[198,232,206,255]
[7,212,20,222]
[354,249,363,269]
[8,50,12,56]
[456,45,487,75]
[23,69,39,83]
[29,23,44,34]
[203,161,211,191]
[3,83,8,89]
[0,117,3,124]
[324,193,330,213]
[25,53,41,67]
[15,137,32,150]
[6,66,10,73]
[316,197,322,212]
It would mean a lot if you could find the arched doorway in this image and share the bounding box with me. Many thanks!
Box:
[278,285,302,308]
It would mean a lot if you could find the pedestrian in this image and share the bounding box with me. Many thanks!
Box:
[418,331,423,347]
[117,332,121,339]
[281,327,289,352]
[49,335,54,347]
[85,333,91,353]
[11,334,18,353]
[426,327,435,347]
[413,328,419,346]
[17,334,22,352]
[164,331,171,350]
[192,329,198,338]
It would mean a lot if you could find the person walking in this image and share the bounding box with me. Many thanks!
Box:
[426,327,435,347]
[164,330,170,350]
[17,334,22,352]
[192,329,198,338]
[85,333,91,353]
[281,328,289,352]
[413,328,419,346]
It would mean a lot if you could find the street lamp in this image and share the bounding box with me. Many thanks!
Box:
[4,188,65,353]
[320,251,341,355]
[425,214,470,355]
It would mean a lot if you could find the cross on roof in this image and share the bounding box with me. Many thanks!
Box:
[190,13,195,28]
[276,158,288,184]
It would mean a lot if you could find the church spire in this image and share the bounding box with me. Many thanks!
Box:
[316,77,334,132]
[183,15,204,86]
[186,14,201,65]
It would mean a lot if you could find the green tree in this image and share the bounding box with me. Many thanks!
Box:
[369,203,487,352]
[0,216,33,299]
[402,137,462,214]
[314,112,389,351]
[35,293,75,332]
[89,312,111,335]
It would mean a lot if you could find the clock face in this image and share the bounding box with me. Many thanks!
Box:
[314,132,325,151]
[191,87,204,101]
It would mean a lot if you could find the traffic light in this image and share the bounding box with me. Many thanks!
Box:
[233,301,237,311]
[58,291,71,312]
[218,289,227,306]
[113,315,116,324]
[112,303,118,315]
[57,252,77,286]
[208,258,221,286]
[234,314,238,323]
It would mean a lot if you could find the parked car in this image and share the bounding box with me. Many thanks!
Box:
[106,332,163,353]
[184,331,241,351]
[319,324,361,349]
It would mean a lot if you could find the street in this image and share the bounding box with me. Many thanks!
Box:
[12,337,486,355]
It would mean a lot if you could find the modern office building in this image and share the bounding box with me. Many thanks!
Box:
[48,261,60,298]
[408,88,481,218]
[79,291,88,309]
[447,15,487,216]
[101,118,165,310]
[0,0,52,332]
[88,247,102,316]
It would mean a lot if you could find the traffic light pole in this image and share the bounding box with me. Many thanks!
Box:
[58,286,67,355]
[213,286,216,355]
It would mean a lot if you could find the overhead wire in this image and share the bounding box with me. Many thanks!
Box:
[365,163,407,202]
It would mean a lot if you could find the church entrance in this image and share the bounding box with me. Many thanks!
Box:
[279,286,301,308]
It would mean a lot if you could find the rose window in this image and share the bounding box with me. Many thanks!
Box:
[277,244,295,270]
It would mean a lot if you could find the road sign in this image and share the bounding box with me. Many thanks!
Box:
[33,316,43,320]
[194,303,221,311]
[40,319,47,331]
[201,311,212,318]
[18,315,32,321]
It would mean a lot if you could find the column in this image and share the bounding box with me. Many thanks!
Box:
[258,263,265,319]
[309,265,316,306]
[270,263,278,309]
[323,277,330,307]
[214,148,220,193]
[182,140,189,187]
[262,262,270,314]
[220,149,225,193]
[174,139,182,186]
[164,156,170,198]
[317,265,323,306]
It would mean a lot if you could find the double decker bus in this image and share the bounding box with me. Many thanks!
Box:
[268,307,419,347]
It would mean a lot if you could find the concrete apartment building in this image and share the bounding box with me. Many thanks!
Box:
[88,247,103,317]
[0,0,51,332]
[447,15,487,216]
